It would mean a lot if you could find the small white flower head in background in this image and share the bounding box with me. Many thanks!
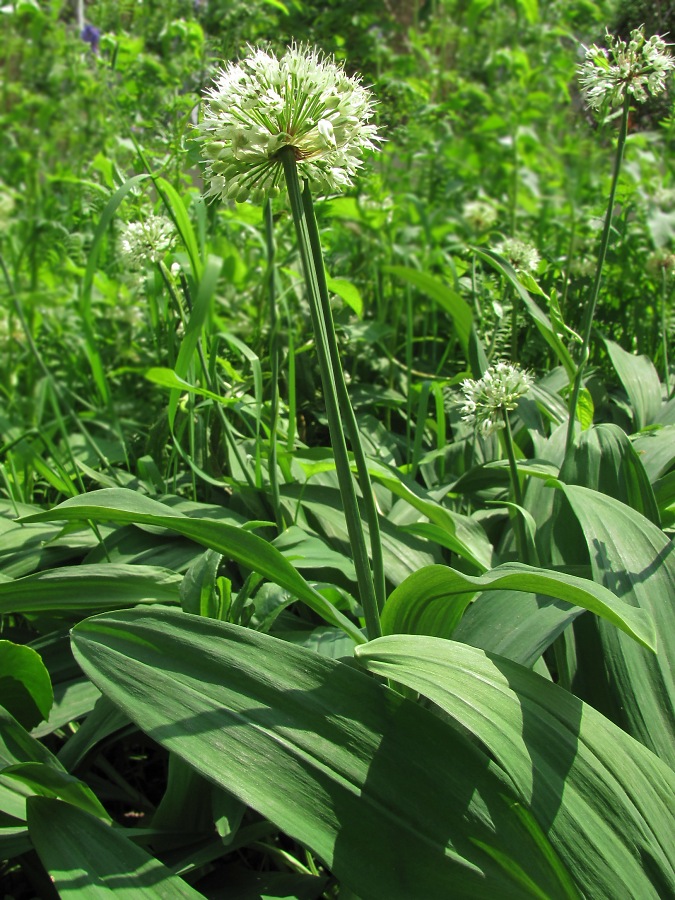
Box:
[647,249,675,277]
[195,43,381,204]
[463,199,497,232]
[118,215,175,268]
[578,26,675,111]
[460,362,533,436]
[495,237,540,274]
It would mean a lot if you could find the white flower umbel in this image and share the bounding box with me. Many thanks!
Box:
[195,43,381,204]
[463,199,497,232]
[460,362,532,437]
[579,26,675,111]
[119,215,175,268]
[495,238,540,274]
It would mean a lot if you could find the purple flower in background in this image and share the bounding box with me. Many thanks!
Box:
[80,24,101,53]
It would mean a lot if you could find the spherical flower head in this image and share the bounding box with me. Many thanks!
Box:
[578,26,675,111]
[459,362,533,437]
[647,249,675,277]
[195,43,381,204]
[495,237,540,274]
[118,215,175,268]
[463,199,497,232]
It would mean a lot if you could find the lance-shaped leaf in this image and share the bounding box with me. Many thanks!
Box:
[71,607,580,900]
[355,634,675,900]
[380,562,655,650]
[556,483,675,769]
[0,565,182,616]
[27,797,203,898]
[20,489,362,643]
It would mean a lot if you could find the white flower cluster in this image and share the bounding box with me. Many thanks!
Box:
[118,215,175,268]
[195,43,381,204]
[463,199,497,232]
[647,249,675,277]
[579,27,675,111]
[495,237,540,274]
[460,362,533,437]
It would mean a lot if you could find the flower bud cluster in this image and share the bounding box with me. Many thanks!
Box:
[460,362,532,437]
[578,26,675,111]
[118,215,175,268]
[195,43,381,204]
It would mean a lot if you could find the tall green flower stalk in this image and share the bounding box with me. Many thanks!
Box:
[649,253,675,398]
[566,27,675,452]
[195,43,385,639]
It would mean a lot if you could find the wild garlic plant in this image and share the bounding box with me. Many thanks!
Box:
[196,44,385,639]
[566,27,675,452]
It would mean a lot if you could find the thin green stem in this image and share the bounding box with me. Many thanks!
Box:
[300,182,386,615]
[565,99,630,454]
[265,199,285,531]
[660,267,671,398]
[280,148,381,640]
[501,408,528,561]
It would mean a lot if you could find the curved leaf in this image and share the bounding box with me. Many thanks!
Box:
[0,641,53,729]
[560,423,659,524]
[604,338,662,430]
[381,562,655,650]
[0,564,182,616]
[71,607,580,900]
[453,590,584,668]
[556,484,675,768]
[27,797,202,898]
[20,489,362,643]
[355,634,675,900]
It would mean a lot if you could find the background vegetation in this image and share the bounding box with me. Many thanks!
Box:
[1,0,675,897]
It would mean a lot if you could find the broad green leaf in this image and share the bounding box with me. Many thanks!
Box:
[355,635,675,900]
[56,695,131,774]
[20,489,362,643]
[273,525,356,580]
[326,274,363,317]
[280,482,440,587]
[367,461,494,571]
[575,387,594,430]
[381,562,655,650]
[604,338,662,430]
[0,709,107,823]
[2,762,109,820]
[453,589,583,668]
[0,641,53,730]
[71,607,582,900]
[631,426,675,481]
[560,424,659,524]
[27,797,203,898]
[31,678,101,738]
[556,484,675,768]
[0,564,182,615]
